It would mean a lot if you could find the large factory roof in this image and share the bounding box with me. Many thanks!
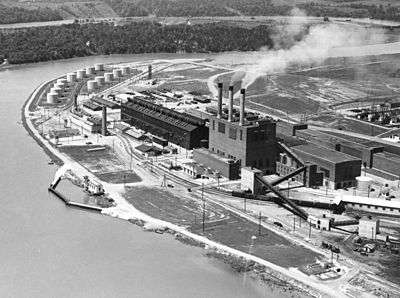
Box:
[83,101,102,111]
[123,99,205,132]
[124,101,198,132]
[292,144,360,164]
[93,97,120,109]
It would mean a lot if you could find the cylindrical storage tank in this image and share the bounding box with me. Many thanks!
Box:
[95,76,105,86]
[87,80,97,92]
[86,66,95,76]
[54,82,65,90]
[121,66,130,75]
[46,92,57,104]
[104,72,114,82]
[57,78,67,85]
[51,86,63,95]
[356,176,373,192]
[67,73,77,83]
[76,69,86,80]
[112,69,122,79]
[95,63,104,71]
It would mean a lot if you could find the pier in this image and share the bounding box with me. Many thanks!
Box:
[48,184,103,213]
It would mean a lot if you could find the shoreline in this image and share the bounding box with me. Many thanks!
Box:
[21,77,334,297]
[20,82,63,166]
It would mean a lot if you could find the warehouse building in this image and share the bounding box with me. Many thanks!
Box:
[290,144,361,189]
[69,113,102,134]
[121,96,208,149]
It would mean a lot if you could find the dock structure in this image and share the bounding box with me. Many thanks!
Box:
[48,183,103,213]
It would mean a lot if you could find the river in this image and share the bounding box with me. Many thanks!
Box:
[0,54,282,298]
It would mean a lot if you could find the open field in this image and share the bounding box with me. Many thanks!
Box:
[59,145,141,183]
[124,186,321,268]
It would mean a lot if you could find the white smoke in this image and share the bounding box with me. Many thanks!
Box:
[239,9,387,88]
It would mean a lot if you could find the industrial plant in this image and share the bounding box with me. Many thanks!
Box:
[27,57,400,297]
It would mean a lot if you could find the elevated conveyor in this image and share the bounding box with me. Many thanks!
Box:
[254,174,309,220]
[270,166,307,187]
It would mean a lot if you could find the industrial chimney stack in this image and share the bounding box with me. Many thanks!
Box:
[217,82,223,118]
[102,106,107,136]
[228,85,234,122]
[148,65,152,80]
[239,89,245,126]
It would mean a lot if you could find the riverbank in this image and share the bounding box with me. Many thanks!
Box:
[21,76,340,297]
[20,82,63,166]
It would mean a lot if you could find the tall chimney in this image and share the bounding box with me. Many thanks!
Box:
[102,106,107,136]
[217,82,223,118]
[148,65,152,80]
[228,85,234,122]
[239,88,245,126]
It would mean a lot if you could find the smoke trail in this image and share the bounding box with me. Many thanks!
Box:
[240,9,387,88]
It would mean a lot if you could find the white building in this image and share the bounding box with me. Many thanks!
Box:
[359,217,380,240]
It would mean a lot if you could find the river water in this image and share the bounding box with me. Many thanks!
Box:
[0,54,280,298]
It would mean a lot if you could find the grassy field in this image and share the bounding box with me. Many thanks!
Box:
[158,80,211,95]
[124,186,321,268]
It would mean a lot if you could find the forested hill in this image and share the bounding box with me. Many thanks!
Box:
[106,0,400,21]
[2,0,400,24]
[0,4,62,24]
[0,22,273,64]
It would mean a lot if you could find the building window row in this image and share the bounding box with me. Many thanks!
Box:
[350,203,399,212]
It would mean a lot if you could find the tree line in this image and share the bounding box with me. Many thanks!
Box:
[106,0,400,21]
[106,0,291,17]
[0,4,62,24]
[0,22,273,64]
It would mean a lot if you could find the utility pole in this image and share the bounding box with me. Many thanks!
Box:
[309,221,312,238]
[202,182,205,234]
[258,212,262,236]
[293,215,296,232]
[130,150,133,171]
[244,196,247,212]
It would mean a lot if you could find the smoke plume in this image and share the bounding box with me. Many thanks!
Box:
[239,8,387,88]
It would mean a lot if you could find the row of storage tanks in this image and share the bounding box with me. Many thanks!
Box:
[46,63,132,103]
[86,65,132,92]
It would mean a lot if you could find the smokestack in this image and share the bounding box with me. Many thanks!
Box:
[239,89,245,126]
[148,65,152,80]
[228,85,234,122]
[102,106,107,136]
[217,82,223,118]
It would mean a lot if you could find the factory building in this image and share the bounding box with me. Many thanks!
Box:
[286,144,361,189]
[69,113,102,134]
[285,126,400,180]
[193,84,277,179]
[121,96,208,149]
